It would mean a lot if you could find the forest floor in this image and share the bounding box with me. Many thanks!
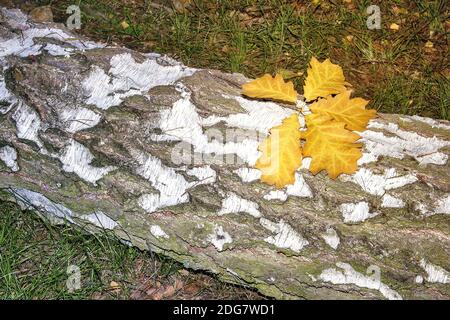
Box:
[0,0,448,299]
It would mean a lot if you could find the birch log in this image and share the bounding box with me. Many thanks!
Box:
[0,7,449,300]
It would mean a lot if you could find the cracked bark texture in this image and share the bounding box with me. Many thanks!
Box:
[0,8,449,299]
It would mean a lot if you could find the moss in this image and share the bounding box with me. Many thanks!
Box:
[0,188,13,201]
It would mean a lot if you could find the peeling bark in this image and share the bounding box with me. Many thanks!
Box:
[0,7,449,300]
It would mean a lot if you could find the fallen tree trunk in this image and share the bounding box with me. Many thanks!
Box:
[0,7,449,300]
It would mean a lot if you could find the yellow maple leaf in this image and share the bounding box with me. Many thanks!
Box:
[255,113,302,188]
[242,74,298,104]
[120,20,130,29]
[303,57,348,102]
[309,91,377,131]
[303,114,362,179]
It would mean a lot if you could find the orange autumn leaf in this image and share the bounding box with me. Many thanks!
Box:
[242,74,298,104]
[309,91,377,131]
[303,114,362,179]
[255,113,302,188]
[245,56,376,183]
[303,57,348,102]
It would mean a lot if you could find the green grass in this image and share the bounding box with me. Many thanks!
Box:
[31,0,448,120]
[0,201,137,299]
[0,200,262,299]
